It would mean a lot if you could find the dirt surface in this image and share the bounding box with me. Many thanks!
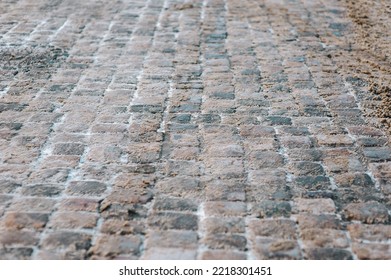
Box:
[338,0,391,132]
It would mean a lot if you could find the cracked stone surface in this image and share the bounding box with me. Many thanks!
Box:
[0,0,391,260]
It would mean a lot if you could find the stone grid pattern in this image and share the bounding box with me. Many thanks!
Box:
[0,0,390,260]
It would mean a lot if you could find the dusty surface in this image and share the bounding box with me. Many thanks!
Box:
[0,0,391,260]
[338,0,391,132]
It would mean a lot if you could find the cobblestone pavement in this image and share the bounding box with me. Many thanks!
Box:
[0,0,390,260]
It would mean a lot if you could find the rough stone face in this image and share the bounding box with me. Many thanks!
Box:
[89,235,141,258]
[305,248,353,260]
[343,201,389,224]
[293,198,336,214]
[352,243,391,260]
[3,212,49,230]
[253,238,302,260]
[199,250,247,260]
[348,224,391,242]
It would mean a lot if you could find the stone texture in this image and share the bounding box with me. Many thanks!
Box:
[1,0,391,260]
[343,201,389,224]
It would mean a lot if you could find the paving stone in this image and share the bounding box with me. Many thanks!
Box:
[142,248,197,260]
[253,238,302,260]
[0,231,40,246]
[280,136,313,149]
[3,212,49,230]
[296,214,341,230]
[343,201,389,224]
[294,176,331,191]
[199,250,247,260]
[252,200,292,218]
[21,184,63,197]
[247,151,284,169]
[300,228,349,248]
[165,160,203,176]
[288,161,325,176]
[293,198,336,214]
[155,176,202,199]
[58,198,100,212]
[363,147,391,162]
[204,179,246,201]
[0,248,34,260]
[48,212,98,229]
[8,197,56,212]
[334,173,374,188]
[67,181,107,196]
[53,143,86,155]
[148,212,198,231]
[41,232,92,251]
[170,147,200,160]
[100,219,145,235]
[145,230,198,249]
[203,217,245,234]
[202,233,247,250]
[0,180,21,194]
[1,0,391,260]
[249,219,297,239]
[204,201,247,217]
[352,243,391,260]
[305,248,353,260]
[153,196,198,212]
[89,235,141,258]
[348,224,391,242]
